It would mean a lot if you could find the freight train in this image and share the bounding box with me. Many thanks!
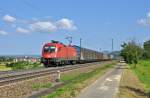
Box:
[41,40,110,67]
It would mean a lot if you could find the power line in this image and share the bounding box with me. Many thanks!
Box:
[0,0,41,19]
[65,36,72,45]
[21,0,41,12]
[0,6,25,20]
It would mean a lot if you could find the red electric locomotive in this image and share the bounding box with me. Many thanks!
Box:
[41,40,78,67]
[41,40,110,67]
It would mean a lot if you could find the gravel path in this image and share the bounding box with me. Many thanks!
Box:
[76,63,125,98]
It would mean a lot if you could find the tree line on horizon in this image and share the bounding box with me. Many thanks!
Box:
[121,39,150,67]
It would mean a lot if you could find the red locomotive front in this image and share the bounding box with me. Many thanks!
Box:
[41,41,77,67]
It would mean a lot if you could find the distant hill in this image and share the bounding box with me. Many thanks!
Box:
[110,51,121,59]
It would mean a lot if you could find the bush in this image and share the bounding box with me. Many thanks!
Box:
[6,61,42,70]
[121,41,143,66]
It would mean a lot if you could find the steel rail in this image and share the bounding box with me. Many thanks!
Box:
[0,62,105,86]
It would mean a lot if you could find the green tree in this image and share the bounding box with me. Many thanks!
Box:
[121,41,143,67]
[143,40,150,59]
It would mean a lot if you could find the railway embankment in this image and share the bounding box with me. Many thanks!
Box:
[0,73,57,98]
[0,61,114,98]
[40,61,116,98]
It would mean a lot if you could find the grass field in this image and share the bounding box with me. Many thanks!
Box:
[0,64,11,71]
[42,62,116,98]
[0,61,43,71]
[132,60,150,91]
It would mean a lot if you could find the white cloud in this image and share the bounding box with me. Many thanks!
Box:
[30,21,57,32]
[0,30,8,35]
[1,15,77,34]
[3,14,16,23]
[16,27,30,34]
[57,18,77,30]
[30,18,77,33]
[138,12,150,27]
[147,12,150,18]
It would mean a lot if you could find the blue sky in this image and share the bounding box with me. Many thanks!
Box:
[0,0,150,55]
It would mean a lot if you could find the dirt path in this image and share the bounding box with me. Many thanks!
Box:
[116,65,149,98]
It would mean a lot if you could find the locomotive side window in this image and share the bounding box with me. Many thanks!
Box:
[44,46,56,53]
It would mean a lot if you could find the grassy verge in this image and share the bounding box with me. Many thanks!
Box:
[0,61,43,71]
[42,62,116,98]
[116,64,148,98]
[6,61,43,70]
[32,82,52,91]
[131,60,150,91]
[117,60,150,98]
[0,65,11,71]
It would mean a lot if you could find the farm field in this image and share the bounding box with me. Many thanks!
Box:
[0,63,11,71]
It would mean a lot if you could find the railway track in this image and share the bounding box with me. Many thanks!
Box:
[0,61,106,86]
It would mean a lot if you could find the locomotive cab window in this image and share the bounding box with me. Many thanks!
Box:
[44,46,56,53]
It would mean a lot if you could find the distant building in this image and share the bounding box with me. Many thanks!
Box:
[13,56,40,63]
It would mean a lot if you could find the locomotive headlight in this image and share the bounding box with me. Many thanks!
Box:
[55,48,58,52]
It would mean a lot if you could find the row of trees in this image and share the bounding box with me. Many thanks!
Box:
[143,40,150,59]
[0,57,14,62]
[121,40,150,67]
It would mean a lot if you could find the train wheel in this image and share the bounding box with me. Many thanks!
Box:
[73,61,76,65]
[44,63,49,68]
[71,61,76,65]
[44,62,54,67]
[56,62,60,67]
[61,61,65,65]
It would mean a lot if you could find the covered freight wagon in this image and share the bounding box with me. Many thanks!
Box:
[73,45,103,62]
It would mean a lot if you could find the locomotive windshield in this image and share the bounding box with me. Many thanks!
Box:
[44,46,56,53]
